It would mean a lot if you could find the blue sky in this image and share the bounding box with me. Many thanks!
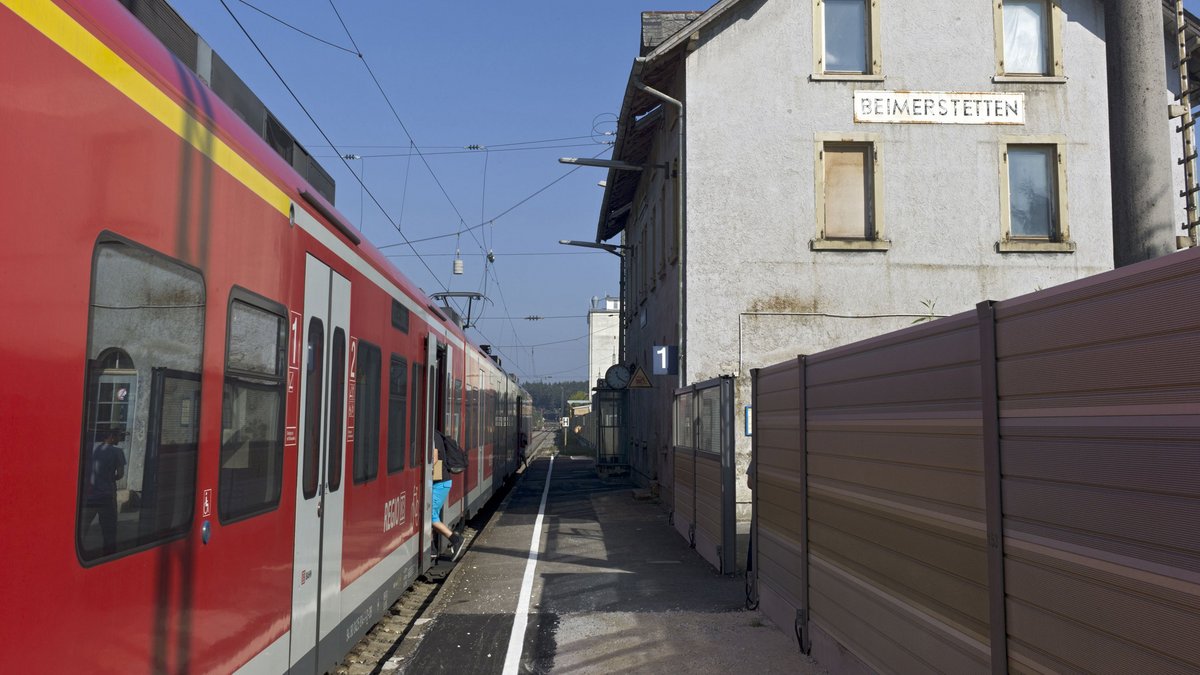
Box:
[166,0,701,384]
[167,1,1200,382]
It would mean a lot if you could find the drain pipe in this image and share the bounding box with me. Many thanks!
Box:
[634,57,686,388]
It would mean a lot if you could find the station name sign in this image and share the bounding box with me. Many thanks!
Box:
[854,91,1025,125]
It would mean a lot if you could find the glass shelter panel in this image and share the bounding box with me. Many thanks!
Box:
[698,387,722,455]
[674,391,694,448]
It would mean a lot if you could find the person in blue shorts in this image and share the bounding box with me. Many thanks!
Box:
[432,429,464,561]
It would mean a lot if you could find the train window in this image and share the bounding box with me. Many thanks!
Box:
[453,378,463,442]
[328,328,346,492]
[77,240,204,563]
[353,342,381,484]
[303,318,324,499]
[387,356,407,474]
[463,384,472,451]
[219,295,286,523]
[391,299,409,333]
[409,362,423,469]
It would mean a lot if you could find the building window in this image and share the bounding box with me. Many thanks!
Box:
[77,239,204,563]
[219,293,287,523]
[999,140,1074,252]
[813,0,881,79]
[995,0,1063,80]
[812,134,888,251]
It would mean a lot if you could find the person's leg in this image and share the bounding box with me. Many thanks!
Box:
[430,479,463,560]
[431,479,453,539]
[99,499,118,555]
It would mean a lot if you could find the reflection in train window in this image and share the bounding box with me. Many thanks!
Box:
[219,295,286,522]
[77,239,204,563]
[353,342,381,484]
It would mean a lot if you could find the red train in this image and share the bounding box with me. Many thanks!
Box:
[0,0,532,672]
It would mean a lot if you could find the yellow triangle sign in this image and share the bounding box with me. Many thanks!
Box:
[628,365,652,388]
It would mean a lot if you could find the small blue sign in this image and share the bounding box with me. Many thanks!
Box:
[651,345,678,375]
[744,405,753,436]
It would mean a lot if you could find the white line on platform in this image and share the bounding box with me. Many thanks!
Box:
[502,455,556,675]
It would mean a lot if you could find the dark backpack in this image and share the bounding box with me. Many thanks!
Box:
[438,431,468,474]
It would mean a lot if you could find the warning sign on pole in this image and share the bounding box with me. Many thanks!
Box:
[628,366,652,388]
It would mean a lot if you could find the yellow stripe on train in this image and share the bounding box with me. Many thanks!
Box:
[3,0,291,216]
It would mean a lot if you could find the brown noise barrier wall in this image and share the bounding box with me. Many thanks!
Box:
[751,247,1200,674]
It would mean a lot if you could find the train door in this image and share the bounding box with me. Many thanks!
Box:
[421,336,442,569]
[477,369,486,490]
[517,395,526,468]
[290,255,350,673]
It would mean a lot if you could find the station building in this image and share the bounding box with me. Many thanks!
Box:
[590,1,1200,525]
[587,295,622,387]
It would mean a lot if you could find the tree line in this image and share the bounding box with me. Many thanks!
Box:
[523,380,589,417]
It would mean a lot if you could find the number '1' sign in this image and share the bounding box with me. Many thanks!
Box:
[652,345,678,375]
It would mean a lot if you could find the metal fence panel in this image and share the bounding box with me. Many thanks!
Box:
[803,314,989,673]
[993,251,1200,674]
[752,359,807,650]
[673,377,735,571]
[694,452,723,569]
[749,248,1200,674]
[673,445,695,543]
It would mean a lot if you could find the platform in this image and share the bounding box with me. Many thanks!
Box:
[393,453,813,674]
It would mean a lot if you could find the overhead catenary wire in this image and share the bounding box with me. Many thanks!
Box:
[324,1,485,252]
[475,315,588,320]
[529,363,588,379]
[224,0,599,371]
[325,0,494,322]
[214,0,448,293]
[307,134,607,150]
[312,142,607,159]
[234,0,357,54]
[489,334,587,348]
[375,146,612,250]
[469,325,529,380]
[386,251,597,257]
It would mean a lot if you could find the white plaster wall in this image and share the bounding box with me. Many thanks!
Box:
[587,309,620,385]
[683,0,1117,518]
[620,0,1191,516]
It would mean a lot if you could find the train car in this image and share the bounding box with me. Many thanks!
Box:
[0,0,531,672]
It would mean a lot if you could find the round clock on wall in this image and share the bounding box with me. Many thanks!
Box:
[604,364,631,389]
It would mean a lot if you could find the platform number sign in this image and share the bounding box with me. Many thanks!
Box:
[652,345,678,375]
